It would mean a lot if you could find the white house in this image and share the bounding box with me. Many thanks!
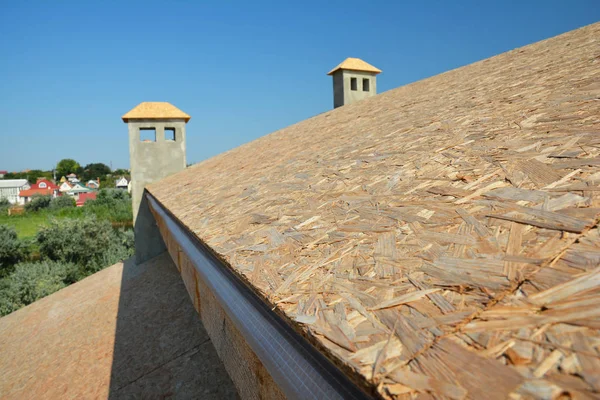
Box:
[59,181,73,193]
[86,180,100,189]
[66,173,80,183]
[115,177,129,190]
[0,179,30,204]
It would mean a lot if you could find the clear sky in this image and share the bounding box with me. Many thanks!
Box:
[1,1,598,172]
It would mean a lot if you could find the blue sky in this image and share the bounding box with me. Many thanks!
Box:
[0,1,598,172]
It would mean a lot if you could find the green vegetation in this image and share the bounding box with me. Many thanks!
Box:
[0,213,57,239]
[24,195,52,212]
[2,170,52,181]
[0,226,28,278]
[0,198,10,215]
[80,162,111,182]
[0,189,134,316]
[0,190,133,239]
[55,158,81,178]
[0,260,76,315]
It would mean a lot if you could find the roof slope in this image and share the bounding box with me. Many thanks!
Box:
[122,101,191,122]
[328,57,382,75]
[149,23,600,399]
[0,254,236,399]
[0,179,28,188]
[18,188,55,197]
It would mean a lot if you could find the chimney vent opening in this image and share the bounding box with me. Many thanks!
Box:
[140,128,156,142]
[165,128,176,141]
[362,78,370,92]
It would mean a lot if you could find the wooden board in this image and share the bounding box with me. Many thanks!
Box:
[149,22,600,399]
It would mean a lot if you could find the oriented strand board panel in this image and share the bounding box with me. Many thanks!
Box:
[149,22,600,399]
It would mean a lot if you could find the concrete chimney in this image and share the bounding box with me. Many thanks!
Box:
[122,102,191,264]
[328,58,381,108]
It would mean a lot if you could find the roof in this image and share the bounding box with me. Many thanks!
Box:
[31,178,58,190]
[327,57,382,75]
[0,179,28,189]
[18,188,55,197]
[149,22,600,398]
[122,102,191,123]
[0,253,236,399]
[76,191,97,206]
[0,170,7,174]
[68,183,92,193]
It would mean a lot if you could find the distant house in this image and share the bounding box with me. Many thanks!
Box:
[66,173,79,183]
[76,191,97,207]
[67,182,92,200]
[59,181,73,193]
[115,177,129,190]
[32,178,58,191]
[18,178,59,203]
[0,179,30,204]
[59,176,67,183]
[86,179,100,189]
[0,170,7,178]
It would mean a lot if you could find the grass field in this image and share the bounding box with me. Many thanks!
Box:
[0,213,69,239]
[0,211,133,239]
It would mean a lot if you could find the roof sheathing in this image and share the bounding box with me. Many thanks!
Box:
[121,102,191,122]
[149,23,600,399]
[328,57,382,75]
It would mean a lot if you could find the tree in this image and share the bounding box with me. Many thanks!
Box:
[81,163,111,182]
[0,225,27,277]
[4,170,52,181]
[113,168,129,176]
[24,195,52,212]
[0,198,10,215]
[36,216,134,276]
[49,195,76,210]
[56,159,81,178]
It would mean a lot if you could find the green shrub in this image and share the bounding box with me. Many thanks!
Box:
[95,188,131,204]
[49,195,75,210]
[82,189,133,223]
[37,217,115,266]
[0,260,74,316]
[0,198,10,215]
[0,225,27,277]
[36,217,134,280]
[24,195,52,212]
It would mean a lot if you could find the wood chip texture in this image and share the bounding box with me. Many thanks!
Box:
[148,23,600,399]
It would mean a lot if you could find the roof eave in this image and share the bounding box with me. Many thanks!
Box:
[121,116,191,123]
[327,67,382,76]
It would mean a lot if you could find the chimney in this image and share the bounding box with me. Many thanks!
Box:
[327,58,381,108]
[122,102,191,264]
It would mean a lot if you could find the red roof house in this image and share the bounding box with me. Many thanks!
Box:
[18,179,60,202]
[31,178,58,191]
[19,188,56,199]
[76,191,97,207]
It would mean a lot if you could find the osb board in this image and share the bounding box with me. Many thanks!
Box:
[122,102,191,122]
[148,22,600,399]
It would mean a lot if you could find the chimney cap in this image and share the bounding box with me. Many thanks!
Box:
[327,58,382,76]
[122,102,191,123]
